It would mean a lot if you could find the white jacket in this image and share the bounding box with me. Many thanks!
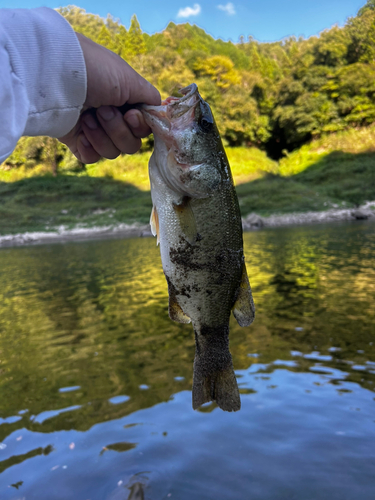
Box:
[0,7,87,163]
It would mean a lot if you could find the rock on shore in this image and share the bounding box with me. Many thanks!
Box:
[242,203,375,230]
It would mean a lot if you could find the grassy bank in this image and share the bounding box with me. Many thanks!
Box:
[1,126,375,236]
[237,126,375,216]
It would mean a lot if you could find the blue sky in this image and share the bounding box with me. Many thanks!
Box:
[0,0,367,42]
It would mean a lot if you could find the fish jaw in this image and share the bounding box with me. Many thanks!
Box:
[142,86,225,199]
[141,84,200,147]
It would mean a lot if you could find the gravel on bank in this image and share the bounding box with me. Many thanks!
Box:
[242,202,375,230]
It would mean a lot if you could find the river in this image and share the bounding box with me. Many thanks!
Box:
[0,221,374,499]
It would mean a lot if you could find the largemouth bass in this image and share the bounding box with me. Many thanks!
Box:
[141,84,255,412]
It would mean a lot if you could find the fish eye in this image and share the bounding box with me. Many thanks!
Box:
[200,117,213,132]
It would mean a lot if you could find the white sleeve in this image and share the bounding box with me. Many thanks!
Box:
[0,7,87,163]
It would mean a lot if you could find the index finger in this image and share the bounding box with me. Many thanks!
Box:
[124,109,152,138]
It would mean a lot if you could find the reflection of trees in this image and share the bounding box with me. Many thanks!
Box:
[0,445,53,474]
[241,224,375,357]
[243,228,322,343]
[0,239,195,438]
[0,223,374,438]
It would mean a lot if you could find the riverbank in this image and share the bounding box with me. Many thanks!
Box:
[1,203,374,248]
[2,127,375,245]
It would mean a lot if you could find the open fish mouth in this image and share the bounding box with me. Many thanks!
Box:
[161,83,198,105]
[141,84,200,134]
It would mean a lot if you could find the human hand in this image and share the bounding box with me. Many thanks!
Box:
[59,32,161,164]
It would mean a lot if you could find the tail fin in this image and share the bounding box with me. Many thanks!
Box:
[192,326,241,412]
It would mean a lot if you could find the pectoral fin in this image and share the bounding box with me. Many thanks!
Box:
[150,205,160,245]
[173,197,198,245]
[233,263,255,327]
[166,276,191,324]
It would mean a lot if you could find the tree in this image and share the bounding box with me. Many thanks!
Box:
[193,55,241,90]
[358,0,375,16]
[106,13,121,36]
[347,9,375,63]
[96,25,115,51]
[58,6,104,40]
[124,15,147,58]
[313,27,350,66]
[114,25,128,57]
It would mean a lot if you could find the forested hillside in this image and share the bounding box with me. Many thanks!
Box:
[61,0,375,151]
[3,0,375,172]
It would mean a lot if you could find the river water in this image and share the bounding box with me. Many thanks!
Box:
[0,222,374,500]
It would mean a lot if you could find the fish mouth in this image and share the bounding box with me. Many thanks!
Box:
[141,84,200,135]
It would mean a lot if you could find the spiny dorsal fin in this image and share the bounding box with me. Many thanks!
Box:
[173,196,197,245]
[150,205,160,245]
[167,277,191,324]
[233,263,255,327]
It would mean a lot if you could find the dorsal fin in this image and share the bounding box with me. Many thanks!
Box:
[233,263,255,327]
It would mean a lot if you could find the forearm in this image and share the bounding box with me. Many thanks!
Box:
[0,7,87,162]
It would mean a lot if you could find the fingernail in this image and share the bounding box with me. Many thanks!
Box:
[126,113,140,129]
[97,106,115,121]
[83,114,98,129]
[80,135,90,147]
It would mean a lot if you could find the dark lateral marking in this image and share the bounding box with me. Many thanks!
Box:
[180,285,191,298]
[169,245,204,271]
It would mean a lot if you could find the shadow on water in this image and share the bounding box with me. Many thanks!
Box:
[0,221,375,499]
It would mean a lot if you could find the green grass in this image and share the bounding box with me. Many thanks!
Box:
[84,146,278,189]
[0,146,276,235]
[0,175,152,235]
[235,126,375,216]
[1,128,375,236]
[85,153,151,190]
[279,125,375,176]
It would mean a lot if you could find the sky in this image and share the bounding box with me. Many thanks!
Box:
[0,0,367,42]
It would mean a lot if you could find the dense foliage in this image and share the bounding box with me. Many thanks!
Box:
[3,0,375,171]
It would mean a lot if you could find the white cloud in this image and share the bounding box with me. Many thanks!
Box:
[177,3,201,18]
[217,2,236,15]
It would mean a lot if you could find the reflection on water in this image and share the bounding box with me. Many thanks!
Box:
[0,222,374,499]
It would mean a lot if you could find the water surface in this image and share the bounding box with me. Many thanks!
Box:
[0,222,374,499]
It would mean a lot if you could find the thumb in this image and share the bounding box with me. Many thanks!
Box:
[124,64,161,106]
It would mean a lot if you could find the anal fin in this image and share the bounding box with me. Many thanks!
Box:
[166,276,191,324]
[233,263,255,327]
[169,295,191,324]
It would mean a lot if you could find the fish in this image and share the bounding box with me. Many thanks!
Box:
[141,84,255,412]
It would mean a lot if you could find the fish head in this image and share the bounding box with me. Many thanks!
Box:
[141,84,227,198]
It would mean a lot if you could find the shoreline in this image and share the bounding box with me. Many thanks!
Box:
[1,204,374,248]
